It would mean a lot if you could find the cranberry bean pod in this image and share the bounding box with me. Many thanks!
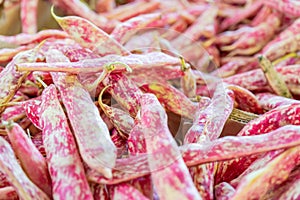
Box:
[227,84,263,114]
[220,1,263,31]
[110,129,127,157]
[0,49,41,113]
[104,1,160,22]
[216,103,300,183]
[250,6,272,26]
[45,49,117,178]
[140,82,198,120]
[215,27,252,46]
[6,122,52,196]
[230,150,284,188]
[223,65,300,95]
[30,131,46,156]
[263,33,300,61]
[140,93,201,200]
[111,13,161,45]
[184,84,234,199]
[51,0,118,32]
[51,9,129,56]
[20,0,38,34]
[230,146,300,200]
[269,167,300,200]
[1,104,25,122]
[0,135,50,199]
[0,30,68,46]
[99,86,134,135]
[110,183,149,200]
[88,124,300,185]
[256,92,300,110]
[0,45,34,64]
[264,18,300,50]
[39,84,93,199]
[172,7,218,49]
[103,72,143,117]
[222,12,281,56]
[16,52,181,73]
[263,0,300,17]
[21,98,41,129]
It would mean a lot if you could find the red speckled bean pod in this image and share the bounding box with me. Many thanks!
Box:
[263,33,300,61]
[140,82,198,119]
[21,98,41,129]
[16,52,181,74]
[104,1,160,22]
[128,65,184,86]
[222,11,281,56]
[181,67,197,98]
[39,84,93,199]
[230,146,300,200]
[140,93,201,200]
[220,1,262,30]
[0,30,68,46]
[110,129,127,157]
[1,104,25,122]
[0,49,41,111]
[250,5,272,26]
[126,105,153,198]
[172,6,218,49]
[20,0,38,34]
[264,18,300,50]
[239,104,300,136]
[52,10,129,56]
[263,0,300,17]
[0,135,50,199]
[212,57,257,78]
[184,84,234,199]
[51,0,118,32]
[0,45,34,64]
[111,13,161,45]
[88,125,300,185]
[216,103,300,183]
[215,27,252,46]
[230,150,284,188]
[227,84,263,114]
[103,72,143,117]
[185,84,234,143]
[127,118,146,155]
[45,49,117,178]
[223,64,300,95]
[256,92,300,110]
[6,122,52,196]
[31,131,46,156]
[264,167,300,200]
[99,86,135,135]
[110,183,149,200]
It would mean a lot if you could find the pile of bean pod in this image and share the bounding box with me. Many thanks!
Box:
[1,0,300,199]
